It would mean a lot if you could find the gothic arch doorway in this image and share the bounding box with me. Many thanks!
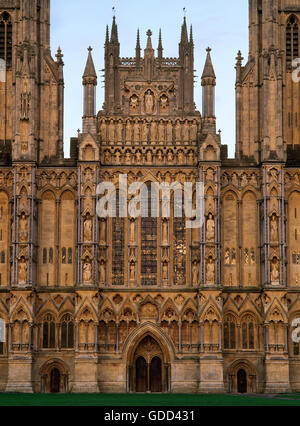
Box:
[130,335,168,393]
[50,368,61,393]
[237,369,247,394]
[40,359,69,393]
[228,360,256,394]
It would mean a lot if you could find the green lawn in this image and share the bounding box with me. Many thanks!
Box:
[0,393,299,406]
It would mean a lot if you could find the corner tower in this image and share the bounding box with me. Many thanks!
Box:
[236,0,300,163]
[0,0,64,164]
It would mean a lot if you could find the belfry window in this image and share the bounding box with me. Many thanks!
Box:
[286,15,299,66]
[0,12,12,68]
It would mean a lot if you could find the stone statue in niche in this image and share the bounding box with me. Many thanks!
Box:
[271,257,280,282]
[206,168,214,181]
[163,262,168,280]
[116,120,123,143]
[133,120,140,142]
[109,119,115,143]
[99,219,106,245]
[206,213,215,242]
[188,150,194,164]
[160,94,169,113]
[225,248,230,265]
[84,213,93,242]
[206,257,215,284]
[125,151,131,165]
[192,261,199,285]
[150,121,157,142]
[100,120,107,141]
[125,120,132,143]
[83,259,92,283]
[99,259,106,283]
[167,150,173,163]
[177,150,184,165]
[130,262,135,281]
[104,150,111,163]
[19,212,28,243]
[183,120,190,143]
[157,150,163,164]
[142,121,149,143]
[146,150,152,163]
[166,120,173,142]
[162,220,168,245]
[158,120,165,142]
[114,150,121,165]
[135,150,142,164]
[130,94,139,114]
[18,257,27,284]
[190,119,198,141]
[270,214,279,242]
[145,90,154,114]
[20,87,30,120]
[175,120,181,143]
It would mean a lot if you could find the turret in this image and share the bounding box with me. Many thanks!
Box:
[82,47,97,134]
[201,47,216,134]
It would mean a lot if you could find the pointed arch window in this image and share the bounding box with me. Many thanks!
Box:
[61,314,74,349]
[42,314,56,349]
[141,182,157,286]
[286,15,299,66]
[0,12,12,68]
[241,315,255,350]
[224,315,236,349]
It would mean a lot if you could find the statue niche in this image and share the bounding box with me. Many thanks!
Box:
[18,256,27,284]
[19,212,29,243]
[159,94,169,114]
[144,90,155,115]
[130,94,139,115]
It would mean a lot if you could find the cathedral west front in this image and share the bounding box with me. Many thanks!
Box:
[0,0,300,394]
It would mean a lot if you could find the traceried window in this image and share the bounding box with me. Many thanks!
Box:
[241,315,255,350]
[42,314,56,349]
[112,190,124,285]
[224,315,236,349]
[0,12,12,68]
[61,314,74,349]
[286,15,299,66]
[141,183,157,286]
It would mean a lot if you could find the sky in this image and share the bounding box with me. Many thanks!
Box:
[50,0,249,158]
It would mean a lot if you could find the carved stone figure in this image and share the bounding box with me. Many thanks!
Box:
[100,120,107,141]
[84,213,92,242]
[135,150,142,164]
[175,120,181,142]
[142,121,149,143]
[109,119,115,143]
[145,90,154,114]
[130,262,135,281]
[270,214,279,242]
[166,120,173,142]
[133,120,140,142]
[190,120,198,141]
[177,150,184,165]
[19,212,28,243]
[125,120,132,143]
[158,120,165,142]
[206,213,215,242]
[146,150,152,163]
[18,257,27,284]
[192,261,199,285]
[99,219,106,245]
[271,257,280,282]
[150,121,157,142]
[160,94,168,113]
[162,220,168,245]
[130,94,139,114]
[183,120,189,143]
[167,150,173,163]
[206,257,215,283]
[225,248,230,265]
[116,120,123,143]
[83,259,92,283]
[99,260,106,283]
[163,262,168,280]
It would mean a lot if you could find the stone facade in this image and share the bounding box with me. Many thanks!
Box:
[0,0,300,394]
